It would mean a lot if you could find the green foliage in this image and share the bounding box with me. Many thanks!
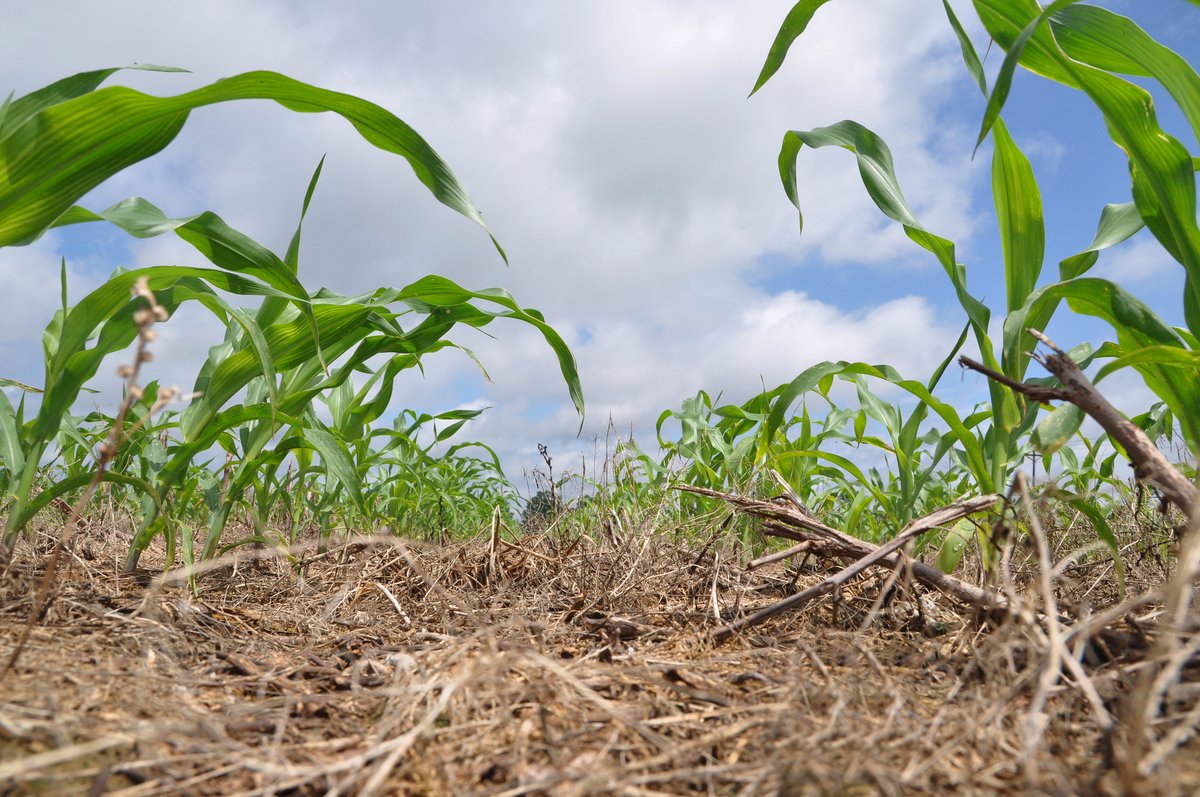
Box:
[3,3,1195,588]
[741,0,1199,570]
[0,67,503,256]
[0,69,583,571]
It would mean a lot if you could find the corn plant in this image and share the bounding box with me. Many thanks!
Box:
[751,1,1199,567]
[979,1,1200,460]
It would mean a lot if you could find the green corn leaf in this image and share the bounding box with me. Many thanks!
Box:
[347,354,425,432]
[778,120,1020,441]
[1007,201,1146,383]
[928,321,972,392]
[0,378,41,393]
[442,440,504,471]
[769,360,993,493]
[1049,4,1200,145]
[1091,70,1200,312]
[766,360,845,442]
[778,122,993,349]
[325,374,356,434]
[1011,277,1200,451]
[936,518,976,573]
[0,390,25,476]
[976,1,1200,339]
[972,0,1082,152]
[851,376,900,435]
[153,404,306,494]
[749,0,836,96]
[1062,494,1125,599]
[0,65,187,140]
[302,424,365,514]
[227,307,278,415]
[992,117,1046,383]
[398,276,584,422]
[180,302,373,440]
[55,198,326,365]
[992,121,1045,317]
[33,268,286,444]
[1060,202,1145,281]
[59,257,68,314]
[908,432,960,505]
[1031,403,1084,455]
[285,156,325,274]
[942,0,988,96]
[1093,344,1200,383]
[16,471,165,531]
[259,156,328,332]
[0,70,503,260]
[434,420,471,444]
[775,448,894,515]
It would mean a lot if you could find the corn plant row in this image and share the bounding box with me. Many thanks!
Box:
[2,1,1197,589]
[0,68,583,573]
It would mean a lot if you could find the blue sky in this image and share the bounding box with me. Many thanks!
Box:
[1,0,1197,483]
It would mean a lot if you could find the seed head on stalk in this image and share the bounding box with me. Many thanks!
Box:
[3,277,179,678]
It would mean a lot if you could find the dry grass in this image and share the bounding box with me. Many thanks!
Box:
[0,509,1198,796]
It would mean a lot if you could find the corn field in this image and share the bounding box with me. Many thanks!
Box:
[2,2,1200,794]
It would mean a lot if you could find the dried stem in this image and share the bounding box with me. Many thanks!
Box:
[2,278,174,678]
[679,488,1002,642]
[959,329,1197,517]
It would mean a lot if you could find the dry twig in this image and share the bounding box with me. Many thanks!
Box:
[673,487,1002,641]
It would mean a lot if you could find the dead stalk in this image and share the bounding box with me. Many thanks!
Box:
[3,278,174,678]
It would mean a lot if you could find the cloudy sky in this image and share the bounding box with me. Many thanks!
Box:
[1,1,1197,487]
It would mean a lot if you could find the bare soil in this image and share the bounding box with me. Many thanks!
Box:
[1,522,1197,796]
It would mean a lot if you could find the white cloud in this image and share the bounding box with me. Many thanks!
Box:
[1093,233,1181,287]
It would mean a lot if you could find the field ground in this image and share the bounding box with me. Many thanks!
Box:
[1,518,1198,796]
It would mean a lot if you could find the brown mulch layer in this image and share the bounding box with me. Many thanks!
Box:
[0,527,1197,796]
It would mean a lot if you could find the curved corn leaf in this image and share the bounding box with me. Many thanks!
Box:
[0,65,186,140]
[778,122,993,353]
[0,70,503,260]
[1094,344,1200,383]
[398,275,585,422]
[16,471,164,530]
[0,378,41,393]
[1049,4,1200,145]
[55,198,326,364]
[33,268,286,443]
[777,121,1021,446]
[765,361,844,442]
[774,448,894,516]
[1007,201,1147,387]
[1060,202,1144,281]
